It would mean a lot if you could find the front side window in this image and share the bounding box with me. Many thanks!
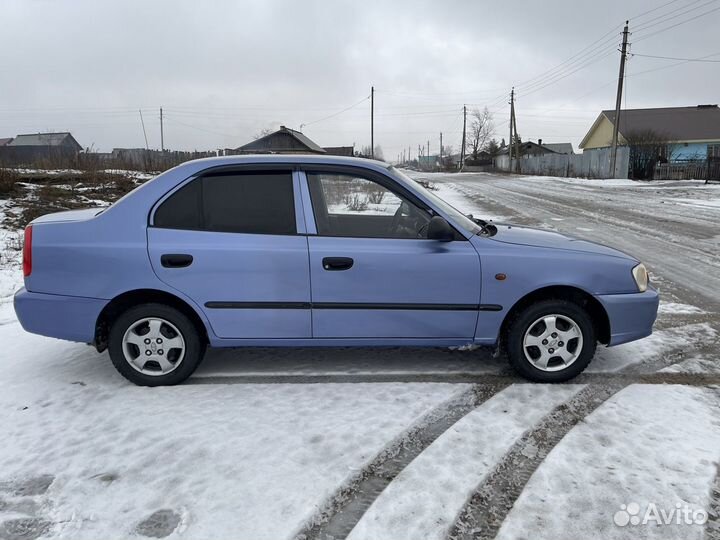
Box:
[307,171,431,239]
[154,170,296,235]
[708,144,720,159]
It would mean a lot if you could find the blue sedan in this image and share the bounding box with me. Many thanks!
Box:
[14,155,658,385]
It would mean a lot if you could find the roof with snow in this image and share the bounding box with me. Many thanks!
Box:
[8,132,82,150]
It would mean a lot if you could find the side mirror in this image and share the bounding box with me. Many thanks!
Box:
[427,216,454,242]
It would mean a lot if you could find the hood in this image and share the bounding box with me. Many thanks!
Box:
[489,224,636,260]
[31,207,104,224]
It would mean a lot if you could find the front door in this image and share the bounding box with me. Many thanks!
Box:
[303,168,481,339]
[147,168,311,339]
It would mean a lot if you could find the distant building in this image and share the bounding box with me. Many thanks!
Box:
[0,137,13,147]
[497,140,560,158]
[579,105,720,161]
[234,126,353,157]
[236,125,326,154]
[322,145,354,157]
[540,141,574,155]
[0,132,82,165]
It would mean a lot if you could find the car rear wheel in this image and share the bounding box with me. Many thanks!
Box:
[506,299,596,382]
[108,303,205,386]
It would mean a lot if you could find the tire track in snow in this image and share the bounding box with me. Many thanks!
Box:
[708,461,720,539]
[447,382,627,540]
[294,383,509,540]
[346,384,584,540]
[705,387,720,540]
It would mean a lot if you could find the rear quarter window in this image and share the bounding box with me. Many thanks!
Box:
[154,170,296,235]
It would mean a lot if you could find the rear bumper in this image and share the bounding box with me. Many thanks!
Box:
[13,287,107,343]
[597,287,660,346]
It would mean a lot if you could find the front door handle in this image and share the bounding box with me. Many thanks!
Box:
[161,254,193,268]
[322,257,354,271]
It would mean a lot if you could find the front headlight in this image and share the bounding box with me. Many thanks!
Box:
[632,263,648,292]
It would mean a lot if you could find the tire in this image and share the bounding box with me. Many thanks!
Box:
[108,303,206,386]
[505,299,596,383]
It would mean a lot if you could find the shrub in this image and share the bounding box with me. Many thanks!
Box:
[0,168,19,196]
[366,187,386,204]
[344,194,368,211]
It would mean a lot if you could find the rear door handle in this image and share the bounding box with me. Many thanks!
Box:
[322,257,354,271]
[161,254,193,268]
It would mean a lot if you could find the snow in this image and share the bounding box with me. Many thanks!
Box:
[658,302,705,315]
[432,183,510,222]
[1,169,719,538]
[673,198,720,210]
[4,168,156,180]
[496,384,720,540]
[0,319,465,539]
[586,323,716,372]
[347,384,583,540]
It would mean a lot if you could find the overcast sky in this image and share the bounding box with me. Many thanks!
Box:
[2,0,719,160]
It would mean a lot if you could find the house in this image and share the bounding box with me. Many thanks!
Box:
[0,137,13,147]
[496,140,561,158]
[579,105,720,161]
[0,132,82,165]
[322,145,354,157]
[236,125,326,154]
[540,141,574,155]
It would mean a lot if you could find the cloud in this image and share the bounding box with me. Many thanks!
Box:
[1,0,718,157]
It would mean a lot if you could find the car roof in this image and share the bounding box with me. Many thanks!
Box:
[178,153,391,171]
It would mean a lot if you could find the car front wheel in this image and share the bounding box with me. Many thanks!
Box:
[506,299,596,382]
[108,303,206,386]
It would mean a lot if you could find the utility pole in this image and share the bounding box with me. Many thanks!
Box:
[427,140,430,165]
[610,21,630,178]
[139,109,149,150]
[510,88,521,173]
[512,103,521,173]
[509,89,515,170]
[160,107,165,153]
[460,105,467,171]
[370,86,374,159]
[439,132,443,167]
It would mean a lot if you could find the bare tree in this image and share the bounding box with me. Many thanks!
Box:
[253,127,274,140]
[466,107,495,160]
[624,129,677,180]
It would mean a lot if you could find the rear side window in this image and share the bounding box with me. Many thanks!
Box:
[154,171,296,235]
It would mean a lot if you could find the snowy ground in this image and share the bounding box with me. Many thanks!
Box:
[0,171,719,540]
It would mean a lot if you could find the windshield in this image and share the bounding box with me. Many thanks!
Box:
[388,166,482,235]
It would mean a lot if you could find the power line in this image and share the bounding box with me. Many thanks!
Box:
[634,5,720,42]
[633,0,716,32]
[517,49,616,98]
[514,27,621,91]
[514,35,619,95]
[297,95,370,129]
[628,0,688,21]
[632,52,720,62]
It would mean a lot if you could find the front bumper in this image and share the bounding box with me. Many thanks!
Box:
[14,287,108,343]
[597,287,660,346]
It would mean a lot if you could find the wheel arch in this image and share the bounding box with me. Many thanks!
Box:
[94,289,210,352]
[499,285,610,347]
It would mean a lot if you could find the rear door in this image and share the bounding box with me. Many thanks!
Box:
[302,167,482,339]
[147,167,311,339]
